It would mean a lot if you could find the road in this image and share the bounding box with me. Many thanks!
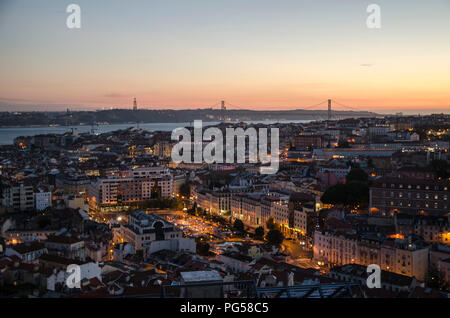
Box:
[95,208,318,270]
[282,239,317,269]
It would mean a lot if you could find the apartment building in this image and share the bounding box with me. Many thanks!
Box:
[314,231,358,267]
[272,199,290,233]
[230,191,307,237]
[89,167,173,212]
[34,189,52,211]
[210,191,232,216]
[195,189,232,216]
[318,164,351,181]
[291,135,322,149]
[195,190,213,212]
[3,230,59,244]
[44,236,86,260]
[2,184,34,212]
[241,195,263,228]
[314,231,430,281]
[370,177,449,216]
[395,214,450,245]
[368,125,391,137]
[6,242,48,263]
[259,197,276,229]
[292,209,308,236]
[55,175,91,200]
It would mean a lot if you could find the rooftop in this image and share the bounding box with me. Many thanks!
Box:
[180,270,223,283]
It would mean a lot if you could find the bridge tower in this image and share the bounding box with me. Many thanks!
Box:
[327,99,332,121]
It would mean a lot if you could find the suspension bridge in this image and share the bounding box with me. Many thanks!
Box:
[205,99,367,122]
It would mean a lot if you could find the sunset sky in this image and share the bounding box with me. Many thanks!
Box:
[0,0,450,114]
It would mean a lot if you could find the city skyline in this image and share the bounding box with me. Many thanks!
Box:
[1,0,450,114]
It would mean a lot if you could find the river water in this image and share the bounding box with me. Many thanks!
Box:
[0,120,311,145]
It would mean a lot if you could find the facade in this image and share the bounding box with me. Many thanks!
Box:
[55,176,91,200]
[330,264,420,293]
[35,190,52,211]
[318,165,351,180]
[291,135,322,149]
[396,215,450,245]
[115,210,183,251]
[240,195,262,229]
[180,270,223,298]
[3,230,59,244]
[194,189,232,216]
[218,252,253,273]
[89,167,173,212]
[292,209,307,236]
[314,231,430,281]
[210,191,232,216]
[368,125,391,137]
[38,254,101,282]
[6,242,48,263]
[144,238,196,257]
[370,177,449,216]
[2,184,34,212]
[272,199,290,234]
[44,236,86,260]
[313,148,396,160]
[229,192,306,237]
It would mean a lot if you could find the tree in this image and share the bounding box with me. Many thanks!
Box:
[321,180,369,209]
[266,229,284,246]
[346,181,369,208]
[233,219,245,232]
[346,168,369,183]
[179,180,191,198]
[254,226,265,240]
[266,217,277,230]
[321,183,348,205]
[430,160,450,179]
[36,215,51,229]
[197,242,210,256]
[426,264,450,291]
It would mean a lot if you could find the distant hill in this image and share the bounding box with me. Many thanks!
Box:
[0,108,381,127]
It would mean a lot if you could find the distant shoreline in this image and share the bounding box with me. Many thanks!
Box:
[0,108,383,129]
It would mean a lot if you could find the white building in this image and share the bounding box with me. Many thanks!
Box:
[368,125,391,136]
[115,210,183,251]
[144,238,196,258]
[318,165,351,180]
[44,236,86,260]
[35,190,52,211]
[5,242,48,263]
